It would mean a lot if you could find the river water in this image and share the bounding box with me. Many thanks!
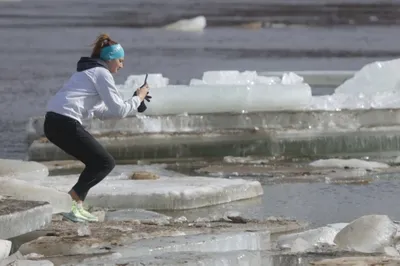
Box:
[1,0,400,226]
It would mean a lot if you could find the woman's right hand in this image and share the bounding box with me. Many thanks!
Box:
[136,84,149,101]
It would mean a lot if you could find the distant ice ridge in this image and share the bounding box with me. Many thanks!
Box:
[163,16,207,32]
[117,58,400,115]
[117,71,311,116]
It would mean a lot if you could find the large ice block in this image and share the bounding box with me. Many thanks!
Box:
[309,159,389,170]
[335,58,400,95]
[0,159,48,181]
[0,179,71,214]
[0,240,11,260]
[334,215,397,253]
[26,172,263,210]
[27,127,400,161]
[25,109,400,142]
[115,70,311,115]
[141,84,312,115]
[114,231,270,258]
[308,58,400,111]
[0,199,52,239]
[90,251,264,266]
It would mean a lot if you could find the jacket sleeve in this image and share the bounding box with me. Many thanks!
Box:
[91,102,113,120]
[92,68,141,119]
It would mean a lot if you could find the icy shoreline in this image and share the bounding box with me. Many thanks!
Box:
[10,58,400,264]
[2,158,400,265]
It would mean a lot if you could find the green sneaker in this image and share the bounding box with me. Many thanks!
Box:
[74,202,99,222]
[62,211,86,223]
[62,203,88,223]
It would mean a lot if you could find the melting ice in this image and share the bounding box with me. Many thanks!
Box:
[117,70,311,115]
[117,58,400,115]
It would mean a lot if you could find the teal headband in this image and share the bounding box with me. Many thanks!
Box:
[100,44,125,61]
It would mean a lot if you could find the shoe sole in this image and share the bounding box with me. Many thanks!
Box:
[78,210,99,222]
[62,212,87,223]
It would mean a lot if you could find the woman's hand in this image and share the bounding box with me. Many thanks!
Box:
[136,84,149,101]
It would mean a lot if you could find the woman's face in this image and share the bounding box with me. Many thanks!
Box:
[107,58,124,73]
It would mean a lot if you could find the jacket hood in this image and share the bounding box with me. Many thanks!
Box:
[76,57,109,72]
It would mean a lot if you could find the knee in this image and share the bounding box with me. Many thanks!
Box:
[103,155,116,173]
[93,154,115,174]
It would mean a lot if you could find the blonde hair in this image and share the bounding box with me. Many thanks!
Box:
[91,33,118,58]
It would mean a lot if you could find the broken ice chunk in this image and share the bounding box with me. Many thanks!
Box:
[77,225,91,237]
[334,215,397,253]
[277,225,345,250]
[199,70,282,85]
[0,240,11,260]
[163,16,207,32]
[281,72,304,85]
[310,158,389,170]
[335,58,400,95]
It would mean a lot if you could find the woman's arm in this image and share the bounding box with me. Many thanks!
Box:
[92,68,146,118]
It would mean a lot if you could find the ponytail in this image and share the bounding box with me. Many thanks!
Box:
[91,33,118,58]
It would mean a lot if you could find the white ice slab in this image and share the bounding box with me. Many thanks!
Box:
[335,58,400,95]
[73,251,266,266]
[114,230,270,259]
[163,16,207,32]
[0,200,52,239]
[139,84,311,115]
[334,215,397,253]
[0,240,11,260]
[0,160,70,214]
[277,223,347,250]
[115,70,312,115]
[308,58,400,110]
[105,208,171,222]
[0,159,48,181]
[0,179,71,214]
[6,260,54,266]
[31,173,263,210]
[310,159,389,170]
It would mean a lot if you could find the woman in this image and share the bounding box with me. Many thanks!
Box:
[44,34,149,222]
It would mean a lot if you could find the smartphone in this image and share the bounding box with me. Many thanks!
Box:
[134,74,149,97]
[141,74,148,88]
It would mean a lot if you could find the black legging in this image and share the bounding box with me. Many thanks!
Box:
[43,111,115,201]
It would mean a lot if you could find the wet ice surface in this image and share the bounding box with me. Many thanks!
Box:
[9,158,400,265]
[176,179,400,227]
[155,162,400,227]
[44,163,400,227]
[38,163,262,210]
